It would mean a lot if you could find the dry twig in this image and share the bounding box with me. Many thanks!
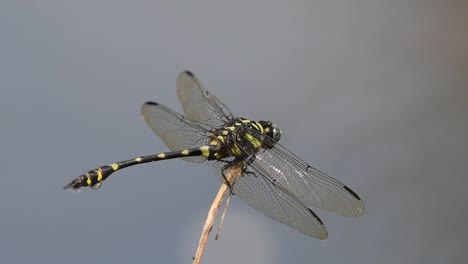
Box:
[192,165,243,264]
[215,191,232,240]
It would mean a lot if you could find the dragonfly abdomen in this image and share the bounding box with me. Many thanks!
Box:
[63,146,218,190]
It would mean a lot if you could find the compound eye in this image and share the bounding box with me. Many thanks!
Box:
[271,124,282,142]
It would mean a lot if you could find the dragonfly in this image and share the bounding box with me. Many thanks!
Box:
[64,71,364,239]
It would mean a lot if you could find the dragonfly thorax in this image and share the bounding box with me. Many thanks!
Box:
[207,118,281,160]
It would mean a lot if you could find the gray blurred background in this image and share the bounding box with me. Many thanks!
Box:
[1,1,467,263]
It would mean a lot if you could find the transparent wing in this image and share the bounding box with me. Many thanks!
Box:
[213,162,328,239]
[177,71,233,128]
[141,101,213,163]
[251,140,365,217]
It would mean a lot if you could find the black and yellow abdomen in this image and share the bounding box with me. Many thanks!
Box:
[64,146,218,190]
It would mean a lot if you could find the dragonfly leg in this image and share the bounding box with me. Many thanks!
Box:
[220,164,235,193]
[241,154,257,175]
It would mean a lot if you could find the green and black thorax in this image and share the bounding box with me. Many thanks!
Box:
[205,118,282,161]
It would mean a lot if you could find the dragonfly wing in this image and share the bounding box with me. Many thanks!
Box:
[213,162,328,239]
[177,71,233,128]
[251,142,365,217]
[141,101,212,163]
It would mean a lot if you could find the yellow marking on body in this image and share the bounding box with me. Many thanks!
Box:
[86,177,92,186]
[209,140,219,146]
[255,122,264,133]
[97,170,103,181]
[158,153,166,159]
[181,149,189,155]
[222,130,229,135]
[235,122,241,126]
[226,126,236,131]
[251,122,264,134]
[217,136,225,143]
[241,119,251,123]
[135,157,142,162]
[231,144,241,156]
[245,133,262,148]
[251,122,260,131]
[110,163,119,171]
[200,146,210,158]
[265,127,270,132]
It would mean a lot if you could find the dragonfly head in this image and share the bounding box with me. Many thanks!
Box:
[259,120,282,145]
[271,123,282,143]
